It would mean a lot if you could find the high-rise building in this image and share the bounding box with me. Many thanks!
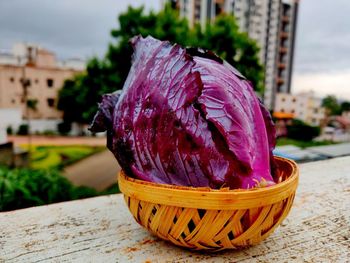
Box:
[163,0,299,110]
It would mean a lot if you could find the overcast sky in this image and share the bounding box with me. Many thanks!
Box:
[0,0,349,99]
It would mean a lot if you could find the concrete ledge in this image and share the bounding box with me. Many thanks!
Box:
[1,157,349,262]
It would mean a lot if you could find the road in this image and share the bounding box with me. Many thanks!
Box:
[64,150,121,191]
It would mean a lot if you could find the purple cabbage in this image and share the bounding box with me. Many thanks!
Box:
[90,36,276,189]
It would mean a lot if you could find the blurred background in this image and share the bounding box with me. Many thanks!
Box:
[0,0,349,212]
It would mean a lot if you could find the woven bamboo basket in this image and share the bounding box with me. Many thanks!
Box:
[118,156,298,250]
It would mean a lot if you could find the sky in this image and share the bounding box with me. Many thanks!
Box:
[0,0,349,100]
[292,0,350,100]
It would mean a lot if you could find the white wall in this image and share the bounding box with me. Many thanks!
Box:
[30,119,62,133]
[0,108,22,143]
[0,127,7,144]
[0,108,62,134]
[0,108,22,129]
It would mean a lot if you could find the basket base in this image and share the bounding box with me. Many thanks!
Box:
[120,157,298,250]
[124,193,295,251]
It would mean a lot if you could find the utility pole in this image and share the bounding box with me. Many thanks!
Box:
[20,46,32,167]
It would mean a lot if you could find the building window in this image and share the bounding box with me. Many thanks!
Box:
[9,77,15,83]
[215,3,223,15]
[47,78,54,88]
[291,109,295,113]
[314,108,318,113]
[292,98,296,102]
[281,108,285,112]
[282,97,286,102]
[20,78,31,87]
[281,39,287,47]
[47,98,55,107]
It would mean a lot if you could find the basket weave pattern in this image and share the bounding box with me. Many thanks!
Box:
[119,157,298,250]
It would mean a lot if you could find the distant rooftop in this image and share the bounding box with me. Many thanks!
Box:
[0,42,85,71]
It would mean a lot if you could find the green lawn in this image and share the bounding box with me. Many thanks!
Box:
[24,145,104,170]
[276,138,336,148]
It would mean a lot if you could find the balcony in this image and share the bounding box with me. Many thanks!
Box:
[282,15,290,23]
[276,77,285,85]
[280,31,289,39]
[1,157,349,261]
[279,47,288,54]
[278,63,287,69]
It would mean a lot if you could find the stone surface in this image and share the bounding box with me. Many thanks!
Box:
[1,157,350,262]
[308,142,350,158]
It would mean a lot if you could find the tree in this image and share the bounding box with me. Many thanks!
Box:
[340,101,350,113]
[190,15,263,92]
[286,119,320,142]
[322,95,341,116]
[58,5,264,125]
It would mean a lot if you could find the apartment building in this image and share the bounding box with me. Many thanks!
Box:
[274,92,326,126]
[0,43,84,120]
[164,0,299,110]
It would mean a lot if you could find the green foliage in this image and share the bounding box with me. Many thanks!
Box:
[276,138,335,148]
[57,121,72,135]
[58,5,264,125]
[99,183,120,195]
[32,148,61,170]
[6,126,13,135]
[322,95,341,116]
[17,124,29,135]
[0,166,121,212]
[28,145,103,170]
[70,185,98,200]
[322,95,350,116]
[191,15,264,92]
[0,166,96,212]
[340,101,350,113]
[41,130,57,136]
[286,119,321,142]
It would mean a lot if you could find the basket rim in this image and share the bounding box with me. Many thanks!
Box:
[118,156,299,210]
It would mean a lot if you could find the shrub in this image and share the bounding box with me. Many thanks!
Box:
[6,126,13,135]
[17,124,29,135]
[100,183,120,195]
[0,166,97,212]
[70,186,98,200]
[57,122,72,135]
[41,130,57,136]
[30,146,101,170]
[286,119,321,141]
